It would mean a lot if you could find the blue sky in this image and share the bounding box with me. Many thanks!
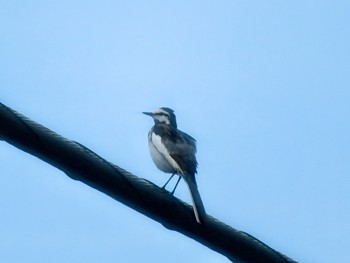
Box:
[1,1,349,262]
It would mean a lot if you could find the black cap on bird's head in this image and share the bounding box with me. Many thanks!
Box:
[143,107,177,128]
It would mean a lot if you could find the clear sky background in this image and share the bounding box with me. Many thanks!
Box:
[1,1,349,262]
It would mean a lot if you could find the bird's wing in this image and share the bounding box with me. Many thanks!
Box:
[153,125,197,176]
[150,131,185,175]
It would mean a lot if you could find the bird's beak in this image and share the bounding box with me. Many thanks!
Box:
[142,112,153,117]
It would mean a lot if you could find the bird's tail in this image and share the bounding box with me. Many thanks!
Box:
[184,176,206,224]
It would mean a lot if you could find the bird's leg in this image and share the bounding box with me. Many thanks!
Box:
[171,176,182,195]
[162,173,175,189]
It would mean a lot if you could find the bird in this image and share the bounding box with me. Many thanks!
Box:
[143,107,206,224]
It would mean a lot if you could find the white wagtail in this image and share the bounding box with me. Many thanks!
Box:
[143,107,206,224]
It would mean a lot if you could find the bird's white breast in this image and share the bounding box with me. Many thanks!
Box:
[148,132,176,174]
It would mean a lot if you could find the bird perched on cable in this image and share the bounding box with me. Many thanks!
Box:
[143,107,206,224]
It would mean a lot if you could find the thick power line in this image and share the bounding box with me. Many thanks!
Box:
[0,102,296,263]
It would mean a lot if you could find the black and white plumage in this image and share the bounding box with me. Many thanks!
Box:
[143,107,206,224]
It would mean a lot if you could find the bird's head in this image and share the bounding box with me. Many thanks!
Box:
[143,107,177,128]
